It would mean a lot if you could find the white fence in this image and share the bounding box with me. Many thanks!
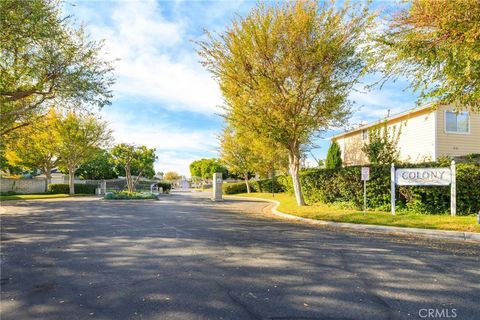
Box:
[1,177,160,194]
[0,178,47,194]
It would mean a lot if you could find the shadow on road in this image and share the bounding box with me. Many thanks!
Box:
[1,192,479,320]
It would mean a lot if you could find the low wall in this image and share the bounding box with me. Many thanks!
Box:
[0,178,47,194]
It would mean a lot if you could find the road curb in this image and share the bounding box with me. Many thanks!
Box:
[227,196,480,243]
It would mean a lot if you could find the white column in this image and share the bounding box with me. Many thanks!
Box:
[391,163,396,215]
[212,172,223,201]
[450,160,456,216]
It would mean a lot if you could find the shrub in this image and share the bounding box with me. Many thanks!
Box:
[156,182,172,193]
[48,183,97,194]
[251,178,285,193]
[223,182,250,194]
[325,141,342,169]
[104,191,157,200]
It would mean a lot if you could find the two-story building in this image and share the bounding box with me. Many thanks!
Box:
[331,104,480,166]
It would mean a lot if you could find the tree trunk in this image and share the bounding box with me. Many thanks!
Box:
[244,172,251,193]
[288,150,305,206]
[45,169,52,193]
[125,165,134,193]
[68,167,75,195]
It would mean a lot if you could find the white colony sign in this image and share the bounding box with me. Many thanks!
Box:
[395,168,451,186]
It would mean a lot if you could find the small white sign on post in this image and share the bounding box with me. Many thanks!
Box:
[391,161,456,216]
[361,167,370,181]
[361,167,370,211]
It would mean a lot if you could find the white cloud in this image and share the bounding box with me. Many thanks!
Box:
[85,0,223,115]
[101,111,219,176]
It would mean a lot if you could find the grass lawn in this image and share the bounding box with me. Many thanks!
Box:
[232,193,480,233]
[0,194,93,201]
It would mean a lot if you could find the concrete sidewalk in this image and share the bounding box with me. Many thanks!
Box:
[227,195,480,243]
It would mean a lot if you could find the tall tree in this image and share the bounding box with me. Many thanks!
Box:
[55,112,111,194]
[111,144,157,193]
[4,109,60,191]
[325,141,342,169]
[76,149,118,180]
[220,127,257,193]
[197,0,374,205]
[189,158,228,181]
[0,0,114,136]
[374,0,480,110]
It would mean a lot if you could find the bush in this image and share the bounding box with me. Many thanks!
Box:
[156,182,172,193]
[275,163,480,215]
[48,183,97,194]
[223,182,250,194]
[325,141,342,168]
[251,178,285,193]
[104,191,157,200]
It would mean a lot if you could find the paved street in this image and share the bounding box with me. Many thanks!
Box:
[1,191,479,320]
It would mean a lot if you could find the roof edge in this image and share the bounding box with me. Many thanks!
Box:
[330,103,434,140]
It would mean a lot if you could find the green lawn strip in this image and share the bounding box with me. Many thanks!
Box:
[0,194,93,201]
[232,193,480,233]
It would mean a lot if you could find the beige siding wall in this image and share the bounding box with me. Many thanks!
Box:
[436,106,480,157]
[334,109,436,165]
[336,132,368,166]
[394,110,436,163]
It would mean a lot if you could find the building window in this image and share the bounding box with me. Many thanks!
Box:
[362,129,368,140]
[445,111,469,133]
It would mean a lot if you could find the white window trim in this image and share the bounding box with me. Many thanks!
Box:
[444,110,470,135]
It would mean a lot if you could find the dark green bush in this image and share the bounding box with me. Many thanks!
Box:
[156,182,172,193]
[223,182,250,194]
[251,178,285,193]
[48,183,97,194]
[276,163,479,215]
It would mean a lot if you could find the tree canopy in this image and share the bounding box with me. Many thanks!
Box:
[0,0,115,136]
[76,149,118,180]
[4,109,60,190]
[189,158,228,180]
[164,171,181,181]
[197,0,374,205]
[111,144,157,192]
[374,0,480,110]
[55,111,111,194]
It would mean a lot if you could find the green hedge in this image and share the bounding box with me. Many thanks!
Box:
[104,191,157,200]
[251,178,285,193]
[278,163,480,215]
[223,179,286,194]
[156,182,172,193]
[223,182,250,194]
[48,183,97,194]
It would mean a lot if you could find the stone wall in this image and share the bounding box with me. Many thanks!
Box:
[0,178,47,194]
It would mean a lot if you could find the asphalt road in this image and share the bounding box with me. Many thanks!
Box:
[1,191,479,320]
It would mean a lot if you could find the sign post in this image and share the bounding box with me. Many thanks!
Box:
[361,167,370,211]
[391,164,395,215]
[391,162,456,215]
[450,161,456,216]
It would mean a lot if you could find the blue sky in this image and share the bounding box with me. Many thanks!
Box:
[66,0,417,176]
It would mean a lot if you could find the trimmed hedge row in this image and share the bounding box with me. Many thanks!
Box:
[223,179,286,195]
[223,182,250,194]
[48,183,97,194]
[276,163,480,215]
[104,191,157,200]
